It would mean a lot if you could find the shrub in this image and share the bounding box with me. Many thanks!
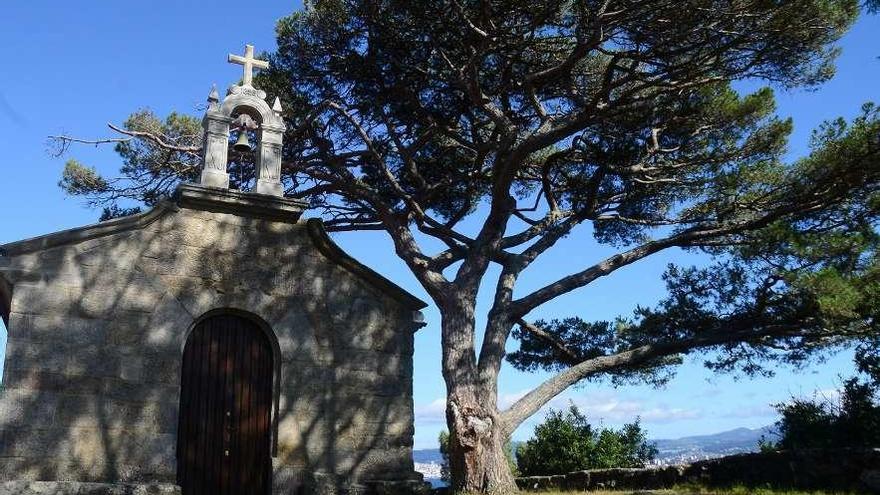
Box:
[765,377,880,450]
[516,405,657,476]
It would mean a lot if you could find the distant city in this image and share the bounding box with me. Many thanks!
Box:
[646,426,775,465]
[414,426,775,485]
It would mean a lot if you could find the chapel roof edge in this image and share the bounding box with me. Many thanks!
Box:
[0,201,175,257]
[0,184,430,318]
[304,217,429,313]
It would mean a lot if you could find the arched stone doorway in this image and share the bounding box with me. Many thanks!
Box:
[0,274,10,381]
[177,312,274,495]
[0,272,12,327]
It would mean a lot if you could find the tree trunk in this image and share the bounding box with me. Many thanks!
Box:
[446,393,518,494]
[441,298,518,494]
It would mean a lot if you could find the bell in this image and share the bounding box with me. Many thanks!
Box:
[233,131,251,152]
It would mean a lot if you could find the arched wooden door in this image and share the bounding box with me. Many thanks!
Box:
[177,313,273,495]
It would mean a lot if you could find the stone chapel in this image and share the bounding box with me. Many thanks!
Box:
[0,45,428,495]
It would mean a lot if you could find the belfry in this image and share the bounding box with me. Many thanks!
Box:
[200,45,286,197]
[0,45,427,495]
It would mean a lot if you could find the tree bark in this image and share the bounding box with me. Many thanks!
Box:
[441,297,518,494]
[447,397,517,494]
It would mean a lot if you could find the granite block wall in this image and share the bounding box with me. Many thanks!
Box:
[0,188,426,494]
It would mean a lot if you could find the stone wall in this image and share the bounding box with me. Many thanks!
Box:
[0,186,425,494]
[0,482,181,495]
[515,449,880,493]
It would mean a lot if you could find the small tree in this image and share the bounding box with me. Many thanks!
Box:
[765,377,880,451]
[516,405,656,476]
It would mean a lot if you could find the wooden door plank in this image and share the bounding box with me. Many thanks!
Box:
[178,314,273,495]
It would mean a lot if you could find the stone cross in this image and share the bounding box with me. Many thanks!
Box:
[228,44,269,87]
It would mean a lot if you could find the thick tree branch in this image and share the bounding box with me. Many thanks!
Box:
[515,319,581,364]
[509,233,681,317]
[499,323,810,435]
[509,189,840,318]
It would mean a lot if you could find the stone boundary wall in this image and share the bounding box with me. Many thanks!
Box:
[0,479,431,495]
[515,449,880,493]
[0,482,181,495]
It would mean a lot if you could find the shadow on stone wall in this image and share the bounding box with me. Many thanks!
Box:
[0,203,422,494]
[513,449,880,493]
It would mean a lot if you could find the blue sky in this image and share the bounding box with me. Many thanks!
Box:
[0,3,878,450]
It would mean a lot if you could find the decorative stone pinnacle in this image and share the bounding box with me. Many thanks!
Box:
[228,44,269,87]
[272,97,283,114]
[207,84,220,103]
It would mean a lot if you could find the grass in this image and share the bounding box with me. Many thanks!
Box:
[529,492,857,495]
[528,485,862,495]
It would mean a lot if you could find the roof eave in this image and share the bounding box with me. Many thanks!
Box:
[304,218,429,312]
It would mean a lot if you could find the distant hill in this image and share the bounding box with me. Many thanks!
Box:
[651,426,775,464]
[413,426,776,469]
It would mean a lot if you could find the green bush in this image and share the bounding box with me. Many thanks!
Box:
[516,405,657,476]
[765,377,880,450]
[438,430,452,483]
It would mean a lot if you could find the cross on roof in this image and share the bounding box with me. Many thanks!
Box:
[228,44,269,87]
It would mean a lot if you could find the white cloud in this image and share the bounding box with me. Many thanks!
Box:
[415,398,447,424]
[498,390,529,410]
[414,389,530,425]
[558,395,702,424]
[415,390,703,430]
[720,404,776,419]
[774,386,843,407]
[815,387,842,400]
[638,406,703,422]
